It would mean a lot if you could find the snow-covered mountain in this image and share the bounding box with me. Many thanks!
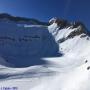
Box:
[0,16,90,90]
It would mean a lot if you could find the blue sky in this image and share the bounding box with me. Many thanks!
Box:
[0,0,90,29]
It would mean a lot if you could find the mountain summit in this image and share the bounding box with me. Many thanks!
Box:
[48,17,89,42]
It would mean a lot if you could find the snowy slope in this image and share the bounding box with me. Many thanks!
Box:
[0,21,59,67]
[0,17,90,90]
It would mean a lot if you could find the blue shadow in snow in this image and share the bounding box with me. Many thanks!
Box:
[0,27,63,67]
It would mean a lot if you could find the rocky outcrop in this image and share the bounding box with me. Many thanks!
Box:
[49,17,70,28]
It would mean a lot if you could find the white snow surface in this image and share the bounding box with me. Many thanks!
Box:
[0,22,90,90]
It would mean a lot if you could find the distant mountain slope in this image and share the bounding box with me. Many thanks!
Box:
[0,13,49,25]
[0,17,60,67]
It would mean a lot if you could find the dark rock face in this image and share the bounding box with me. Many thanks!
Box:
[57,38,66,43]
[67,26,85,39]
[67,21,90,39]
[72,21,86,28]
[87,66,90,70]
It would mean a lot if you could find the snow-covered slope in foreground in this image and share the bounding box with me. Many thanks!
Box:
[0,17,90,90]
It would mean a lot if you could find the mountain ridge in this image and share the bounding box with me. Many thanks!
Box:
[49,17,90,41]
[0,13,49,25]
